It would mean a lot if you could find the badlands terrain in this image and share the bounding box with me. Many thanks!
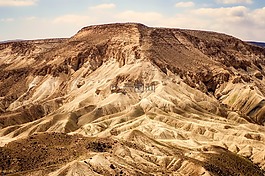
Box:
[0,23,265,175]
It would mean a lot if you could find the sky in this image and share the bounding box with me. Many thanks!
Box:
[0,0,265,42]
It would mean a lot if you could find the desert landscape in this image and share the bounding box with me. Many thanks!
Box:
[0,23,265,175]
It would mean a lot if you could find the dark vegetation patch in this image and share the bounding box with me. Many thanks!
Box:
[86,141,113,152]
[0,132,115,175]
[203,146,265,176]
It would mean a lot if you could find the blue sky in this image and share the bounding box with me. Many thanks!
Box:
[1,0,265,41]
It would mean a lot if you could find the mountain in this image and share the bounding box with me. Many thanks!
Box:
[248,41,265,48]
[0,23,265,176]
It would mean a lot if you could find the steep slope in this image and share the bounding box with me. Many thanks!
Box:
[0,23,265,175]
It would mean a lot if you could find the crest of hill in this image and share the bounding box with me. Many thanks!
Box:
[72,23,265,71]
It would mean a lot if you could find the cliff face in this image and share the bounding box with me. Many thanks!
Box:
[0,23,265,175]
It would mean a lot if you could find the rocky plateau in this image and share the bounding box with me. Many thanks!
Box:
[0,23,265,176]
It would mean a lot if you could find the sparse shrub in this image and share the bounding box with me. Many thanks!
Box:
[86,141,112,152]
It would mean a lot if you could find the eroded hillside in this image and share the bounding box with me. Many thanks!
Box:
[0,23,265,176]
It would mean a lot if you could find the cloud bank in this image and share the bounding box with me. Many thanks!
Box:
[175,2,195,8]
[1,1,264,41]
[90,3,116,10]
[217,0,253,4]
[0,0,37,7]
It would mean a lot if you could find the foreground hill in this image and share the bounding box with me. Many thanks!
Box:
[0,23,265,175]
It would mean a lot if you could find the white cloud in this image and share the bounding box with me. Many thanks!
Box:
[117,11,163,23]
[90,3,116,10]
[0,18,14,22]
[107,7,265,41]
[53,14,92,25]
[0,0,37,7]
[186,6,265,40]
[192,6,249,27]
[194,6,248,18]
[175,2,195,8]
[251,7,265,27]
[217,0,253,4]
